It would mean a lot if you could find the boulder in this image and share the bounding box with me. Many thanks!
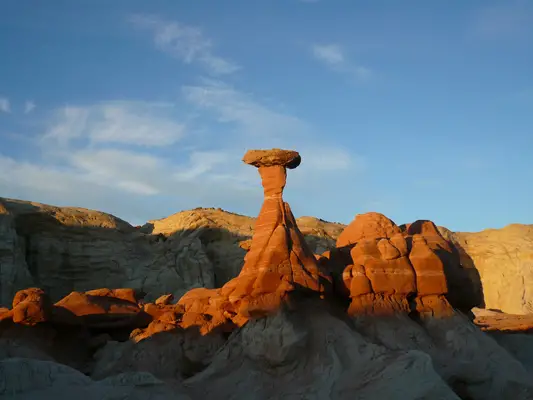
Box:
[11,288,52,326]
[242,148,301,169]
[53,289,150,330]
[155,294,174,306]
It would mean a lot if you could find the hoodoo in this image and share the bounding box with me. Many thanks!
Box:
[176,149,329,332]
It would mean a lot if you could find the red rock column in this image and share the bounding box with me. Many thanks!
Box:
[224,149,328,317]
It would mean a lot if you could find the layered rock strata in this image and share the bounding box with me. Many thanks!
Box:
[321,213,468,316]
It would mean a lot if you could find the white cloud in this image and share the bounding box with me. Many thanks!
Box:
[0,96,269,220]
[130,15,240,75]
[182,80,364,179]
[0,97,10,113]
[183,79,307,141]
[24,100,36,114]
[313,44,345,65]
[1,80,362,223]
[67,148,164,195]
[43,106,90,146]
[174,150,230,181]
[311,43,372,81]
[43,101,185,147]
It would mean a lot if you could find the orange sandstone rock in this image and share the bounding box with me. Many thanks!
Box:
[242,148,301,169]
[11,288,52,326]
[331,212,455,317]
[177,149,330,333]
[336,212,401,248]
[408,235,448,296]
[53,289,149,329]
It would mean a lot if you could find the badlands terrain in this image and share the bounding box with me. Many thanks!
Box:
[1,148,533,399]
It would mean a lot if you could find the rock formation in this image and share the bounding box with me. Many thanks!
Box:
[322,213,461,316]
[3,148,533,399]
[440,224,533,314]
[176,149,329,332]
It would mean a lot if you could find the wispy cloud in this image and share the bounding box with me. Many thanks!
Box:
[130,15,240,75]
[313,44,345,65]
[182,80,357,175]
[183,79,306,141]
[24,100,36,114]
[312,43,372,81]
[0,97,11,113]
[0,15,367,224]
[43,101,185,147]
[0,90,362,223]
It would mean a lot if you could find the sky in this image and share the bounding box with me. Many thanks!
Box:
[0,0,532,232]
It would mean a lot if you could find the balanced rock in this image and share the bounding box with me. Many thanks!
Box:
[242,148,301,169]
[177,149,329,332]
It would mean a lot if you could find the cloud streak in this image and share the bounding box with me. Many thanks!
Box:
[183,79,307,142]
[312,43,372,81]
[43,101,185,148]
[182,80,358,177]
[130,15,240,75]
[0,18,364,224]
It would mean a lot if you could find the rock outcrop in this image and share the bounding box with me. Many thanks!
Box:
[440,224,533,314]
[323,214,474,316]
[0,200,34,307]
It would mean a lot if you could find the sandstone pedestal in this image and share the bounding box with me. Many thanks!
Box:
[176,149,329,333]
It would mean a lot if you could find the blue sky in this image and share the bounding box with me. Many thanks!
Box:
[0,0,532,232]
